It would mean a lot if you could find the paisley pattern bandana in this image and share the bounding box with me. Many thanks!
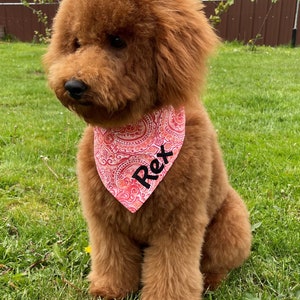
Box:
[94,105,185,213]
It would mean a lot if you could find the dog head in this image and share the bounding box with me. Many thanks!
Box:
[44,0,218,127]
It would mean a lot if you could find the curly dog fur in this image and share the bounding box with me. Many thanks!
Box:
[44,0,252,299]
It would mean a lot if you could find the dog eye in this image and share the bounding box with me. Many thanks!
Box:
[73,38,81,50]
[107,34,127,49]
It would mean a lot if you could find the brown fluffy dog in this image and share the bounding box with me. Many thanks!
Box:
[44,0,252,299]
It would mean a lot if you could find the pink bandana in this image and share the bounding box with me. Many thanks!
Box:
[94,105,185,213]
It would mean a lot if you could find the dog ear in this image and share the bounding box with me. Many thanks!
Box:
[155,1,219,106]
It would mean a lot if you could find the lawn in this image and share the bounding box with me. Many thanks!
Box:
[0,42,299,300]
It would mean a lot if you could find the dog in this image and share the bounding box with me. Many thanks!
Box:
[44,0,252,299]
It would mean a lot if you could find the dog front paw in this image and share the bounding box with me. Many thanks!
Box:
[89,272,138,299]
[89,282,127,299]
[203,272,227,291]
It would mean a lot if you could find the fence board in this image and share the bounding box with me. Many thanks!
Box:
[239,0,255,42]
[280,0,300,45]
[265,1,282,45]
[230,1,242,41]
[280,1,295,43]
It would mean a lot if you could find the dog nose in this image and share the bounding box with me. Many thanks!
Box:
[65,80,88,100]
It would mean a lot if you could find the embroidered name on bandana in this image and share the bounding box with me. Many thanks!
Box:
[94,106,185,213]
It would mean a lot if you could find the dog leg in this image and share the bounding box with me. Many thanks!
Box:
[87,217,142,299]
[141,222,207,300]
[201,187,252,290]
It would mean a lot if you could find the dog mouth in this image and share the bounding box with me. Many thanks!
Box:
[60,90,93,107]
[56,79,135,126]
[59,90,129,124]
[62,79,121,110]
[71,97,93,106]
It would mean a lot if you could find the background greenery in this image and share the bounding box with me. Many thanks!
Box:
[0,42,299,299]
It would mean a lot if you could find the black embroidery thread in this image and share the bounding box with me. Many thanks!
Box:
[132,145,174,189]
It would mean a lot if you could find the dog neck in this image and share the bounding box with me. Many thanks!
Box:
[93,105,185,213]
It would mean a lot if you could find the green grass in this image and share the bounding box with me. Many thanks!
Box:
[0,42,299,300]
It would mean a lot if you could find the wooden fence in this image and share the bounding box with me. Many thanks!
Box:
[205,0,300,46]
[0,0,59,42]
[0,0,299,46]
